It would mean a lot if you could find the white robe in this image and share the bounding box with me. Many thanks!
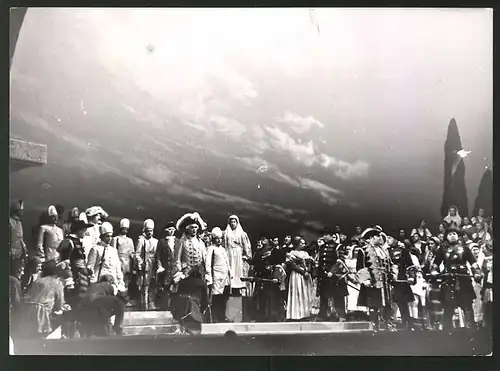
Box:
[206,245,231,295]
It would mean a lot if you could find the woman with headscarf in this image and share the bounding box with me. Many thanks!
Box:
[285,237,314,321]
[206,227,232,323]
[171,264,209,335]
[134,219,159,311]
[222,215,252,296]
[443,206,462,229]
[174,212,207,276]
[155,221,177,310]
[18,259,69,338]
[36,205,64,263]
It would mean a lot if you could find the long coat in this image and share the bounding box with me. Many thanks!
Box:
[206,244,231,295]
[156,236,176,288]
[37,224,64,262]
[111,235,135,275]
[356,244,392,308]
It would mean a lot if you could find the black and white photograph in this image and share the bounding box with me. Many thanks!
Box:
[9,7,492,356]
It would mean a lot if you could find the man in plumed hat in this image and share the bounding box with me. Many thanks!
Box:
[174,212,207,276]
[356,227,395,331]
[430,227,482,330]
[156,221,177,310]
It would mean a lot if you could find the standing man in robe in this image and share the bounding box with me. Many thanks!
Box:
[10,200,27,278]
[134,219,159,311]
[111,218,135,295]
[87,222,125,294]
[36,205,64,263]
[206,227,232,323]
[222,215,252,296]
[155,221,177,310]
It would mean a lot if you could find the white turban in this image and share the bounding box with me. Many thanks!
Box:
[144,219,155,230]
[120,218,130,229]
[48,205,58,216]
[211,227,223,238]
[100,222,114,235]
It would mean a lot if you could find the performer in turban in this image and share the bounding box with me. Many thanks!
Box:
[206,227,232,323]
[85,206,109,247]
[134,219,159,310]
[36,205,64,263]
[111,218,135,294]
[222,215,252,296]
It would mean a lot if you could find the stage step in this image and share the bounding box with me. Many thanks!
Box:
[124,324,179,336]
[123,311,175,326]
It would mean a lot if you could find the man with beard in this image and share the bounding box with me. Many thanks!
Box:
[351,226,363,246]
[430,228,482,330]
[156,221,177,310]
[36,205,64,263]
[111,219,135,295]
[356,228,394,331]
[410,232,427,265]
[334,226,347,244]
[135,219,159,311]
[10,200,28,279]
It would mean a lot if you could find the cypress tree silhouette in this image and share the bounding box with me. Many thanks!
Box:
[440,118,469,218]
[473,168,492,218]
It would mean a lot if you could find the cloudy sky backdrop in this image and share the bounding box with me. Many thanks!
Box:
[10,8,492,241]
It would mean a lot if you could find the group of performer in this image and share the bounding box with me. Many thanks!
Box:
[9,199,493,338]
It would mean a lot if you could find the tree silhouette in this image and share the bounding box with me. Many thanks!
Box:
[473,168,492,218]
[440,118,469,218]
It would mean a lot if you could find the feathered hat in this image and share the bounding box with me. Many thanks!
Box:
[85,206,108,219]
[361,227,382,240]
[176,212,207,232]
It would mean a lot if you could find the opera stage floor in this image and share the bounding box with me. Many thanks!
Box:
[14,326,491,356]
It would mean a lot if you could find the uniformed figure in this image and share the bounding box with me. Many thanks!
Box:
[430,228,482,330]
[62,207,80,236]
[252,238,282,322]
[57,219,93,338]
[156,221,177,310]
[478,241,493,330]
[387,237,415,330]
[111,218,135,293]
[174,212,207,276]
[87,222,125,293]
[317,234,342,321]
[9,200,27,275]
[36,205,64,263]
[206,227,232,323]
[134,219,159,311]
[356,228,394,331]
